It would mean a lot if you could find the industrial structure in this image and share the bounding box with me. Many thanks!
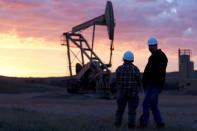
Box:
[62,1,115,94]
[178,49,197,91]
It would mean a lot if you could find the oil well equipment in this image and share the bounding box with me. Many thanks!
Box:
[61,1,115,94]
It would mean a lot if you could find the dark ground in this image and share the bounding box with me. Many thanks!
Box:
[0,73,196,130]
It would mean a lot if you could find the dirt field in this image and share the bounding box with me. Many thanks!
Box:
[0,86,196,131]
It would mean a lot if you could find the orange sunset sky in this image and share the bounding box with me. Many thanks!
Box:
[0,0,197,77]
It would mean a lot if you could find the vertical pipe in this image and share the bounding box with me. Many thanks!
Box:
[66,33,73,76]
[109,40,114,67]
[178,48,180,72]
[80,36,85,66]
[91,25,96,60]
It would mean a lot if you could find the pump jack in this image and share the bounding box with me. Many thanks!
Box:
[62,1,115,94]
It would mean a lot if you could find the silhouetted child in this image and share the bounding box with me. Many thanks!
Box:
[115,51,141,129]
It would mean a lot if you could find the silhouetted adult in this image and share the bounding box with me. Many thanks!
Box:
[115,51,141,129]
[139,37,168,129]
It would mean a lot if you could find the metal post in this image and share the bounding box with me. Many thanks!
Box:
[109,40,114,67]
[66,33,73,76]
[80,36,85,66]
[91,25,96,60]
[178,49,180,72]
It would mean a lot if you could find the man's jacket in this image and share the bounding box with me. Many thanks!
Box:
[142,49,168,89]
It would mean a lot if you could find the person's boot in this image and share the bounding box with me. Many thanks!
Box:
[128,123,135,129]
[114,121,121,128]
[114,120,122,128]
[138,118,148,129]
[156,122,165,129]
[138,123,147,129]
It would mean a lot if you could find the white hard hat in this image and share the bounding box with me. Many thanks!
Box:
[148,37,158,46]
[123,51,134,61]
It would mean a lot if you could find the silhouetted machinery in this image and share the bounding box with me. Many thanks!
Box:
[62,1,115,94]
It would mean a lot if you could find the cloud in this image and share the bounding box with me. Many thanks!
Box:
[165,0,175,4]
[0,0,196,43]
[0,0,197,73]
[184,27,193,36]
